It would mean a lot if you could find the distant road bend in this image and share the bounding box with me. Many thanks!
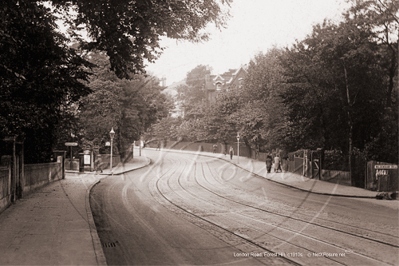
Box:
[90,149,399,265]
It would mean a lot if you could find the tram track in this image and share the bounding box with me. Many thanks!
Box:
[177,160,376,265]
[151,154,397,265]
[202,159,399,246]
[198,159,398,265]
[149,155,301,265]
[91,150,398,265]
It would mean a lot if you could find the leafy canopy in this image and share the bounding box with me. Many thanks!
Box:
[52,0,232,79]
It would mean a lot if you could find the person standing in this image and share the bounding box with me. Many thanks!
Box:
[266,154,272,173]
[274,155,281,173]
[156,141,160,151]
[229,146,234,160]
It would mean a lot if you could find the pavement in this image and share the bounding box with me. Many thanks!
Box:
[0,155,150,265]
[0,148,396,265]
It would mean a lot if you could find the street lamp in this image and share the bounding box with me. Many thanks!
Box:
[237,133,240,164]
[110,128,115,175]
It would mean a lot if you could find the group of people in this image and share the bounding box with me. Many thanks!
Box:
[226,145,282,173]
[265,154,282,173]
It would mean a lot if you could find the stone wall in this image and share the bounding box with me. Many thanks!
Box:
[23,162,62,196]
[0,161,62,214]
[151,141,251,157]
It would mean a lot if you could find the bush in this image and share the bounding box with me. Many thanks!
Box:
[323,150,349,171]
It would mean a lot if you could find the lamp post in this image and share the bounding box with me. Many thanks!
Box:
[237,133,240,164]
[109,128,115,175]
[139,137,142,156]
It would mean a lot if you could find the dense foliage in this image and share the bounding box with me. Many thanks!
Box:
[147,0,398,169]
[75,51,173,157]
[52,0,232,79]
[0,0,232,163]
[0,1,92,163]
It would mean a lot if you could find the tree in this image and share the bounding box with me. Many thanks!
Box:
[176,65,211,118]
[344,0,398,163]
[0,0,92,163]
[78,51,172,157]
[1,0,232,162]
[52,0,232,79]
[279,39,347,152]
[208,89,241,144]
[239,49,287,151]
[279,2,397,185]
[345,0,398,108]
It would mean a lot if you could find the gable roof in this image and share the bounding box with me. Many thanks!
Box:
[228,65,247,86]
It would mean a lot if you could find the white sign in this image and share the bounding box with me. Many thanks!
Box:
[84,155,90,165]
[375,165,398,169]
[105,142,111,146]
[65,142,78,146]
[376,169,388,176]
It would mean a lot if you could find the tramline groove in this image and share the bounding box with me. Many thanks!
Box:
[168,159,353,265]
[177,161,357,265]
[150,157,300,265]
[192,160,397,265]
[203,159,399,246]
[142,152,397,265]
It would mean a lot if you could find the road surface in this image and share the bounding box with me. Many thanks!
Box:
[90,149,399,265]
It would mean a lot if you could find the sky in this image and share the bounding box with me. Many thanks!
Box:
[146,0,350,86]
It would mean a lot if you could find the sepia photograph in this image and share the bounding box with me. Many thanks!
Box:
[0,0,398,265]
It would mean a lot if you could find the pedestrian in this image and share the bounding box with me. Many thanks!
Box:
[156,141,160,151]
[95,157,103,174]
[266,154,272,173]
[213,144,217,153]
[229,146,234,160]
[274,154,281,173]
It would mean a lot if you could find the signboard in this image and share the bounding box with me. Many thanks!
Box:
[375,165,398,169]
[65,142,78,146]
[84,155,90,165]
[105,142,111,146]
[376,169,389,176]
[3,136,16,142]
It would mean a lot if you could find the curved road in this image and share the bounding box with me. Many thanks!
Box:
[90,149,399,265]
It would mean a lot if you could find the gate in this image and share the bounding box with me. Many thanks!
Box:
[312,159,320,179]
[294,157,303,175]
[311,149,322,180]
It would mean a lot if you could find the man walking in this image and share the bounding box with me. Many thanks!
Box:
[229,146,234,160]
[266,154,272,173]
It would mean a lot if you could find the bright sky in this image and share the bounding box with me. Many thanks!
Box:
[146,0,349,86]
